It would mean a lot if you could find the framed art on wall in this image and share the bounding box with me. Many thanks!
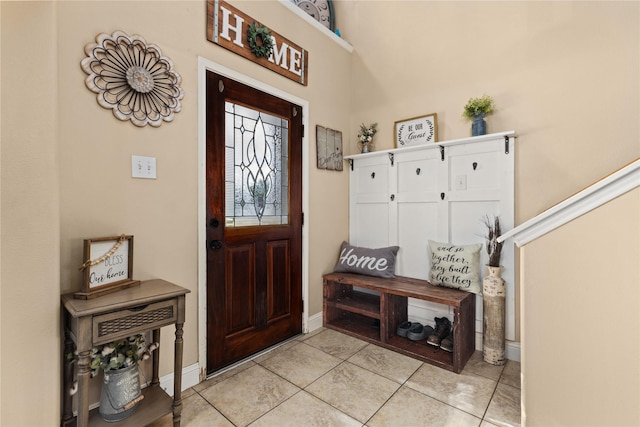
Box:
[75,234,140,299]
[316,125,343,171]
[394,113,438,147]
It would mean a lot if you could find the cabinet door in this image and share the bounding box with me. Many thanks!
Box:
[393,149,442,279]
[444,138,515,341]
[350,154,391,248]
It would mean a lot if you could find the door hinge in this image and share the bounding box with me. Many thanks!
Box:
[301,299,304,312]
[301,212,304,226]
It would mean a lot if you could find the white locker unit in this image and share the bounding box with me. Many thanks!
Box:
[346,131,516,344]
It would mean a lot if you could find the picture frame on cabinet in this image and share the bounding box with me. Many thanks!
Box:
[75,235,140,299]
[316,125,343,171]
[394,113,438,147]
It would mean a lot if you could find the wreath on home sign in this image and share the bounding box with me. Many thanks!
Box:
[247,21,274,58]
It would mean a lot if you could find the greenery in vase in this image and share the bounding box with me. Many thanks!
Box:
[357,122,378,145]
[88,334,158,377]
[483,215,503,267]
[462,95,495,120]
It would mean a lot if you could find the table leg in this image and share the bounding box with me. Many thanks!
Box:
[151,329,161,387]
[61,331,74,426]
[76,349,91,427]
[172,322,184,427]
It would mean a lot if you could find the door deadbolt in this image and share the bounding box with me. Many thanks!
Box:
[209,218,220,228]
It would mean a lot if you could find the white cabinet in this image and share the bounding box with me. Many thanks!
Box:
[346,131,516,342]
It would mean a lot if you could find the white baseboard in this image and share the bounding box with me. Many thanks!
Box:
[159,363,201,396]
[307,311,324,333]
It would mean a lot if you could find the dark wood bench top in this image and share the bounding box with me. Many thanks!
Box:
[323,272,474,307]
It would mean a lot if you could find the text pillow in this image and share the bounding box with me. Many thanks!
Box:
[334,241,399,278]
[428,240,482,294]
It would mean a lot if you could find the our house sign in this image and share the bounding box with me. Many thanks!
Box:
[207,0,309,86]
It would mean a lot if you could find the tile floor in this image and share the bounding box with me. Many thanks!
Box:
[151,328,521,427]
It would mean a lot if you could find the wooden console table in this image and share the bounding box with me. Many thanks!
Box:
[61,279,190,427]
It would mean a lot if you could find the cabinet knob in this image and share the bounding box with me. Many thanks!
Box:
[390,194,395,201]
[441,192,445,200]
[416,168,421,175]
[371,172,375,179]
[473,162,478,170]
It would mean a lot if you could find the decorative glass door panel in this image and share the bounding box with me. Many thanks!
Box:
[225,102,289,227]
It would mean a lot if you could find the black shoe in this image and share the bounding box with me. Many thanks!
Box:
[407,323,434,341]
[396,321,412,337]
[440,333,453,352]
[427,317,451,347]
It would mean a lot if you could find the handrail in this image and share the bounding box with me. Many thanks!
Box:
[498,158,640,247]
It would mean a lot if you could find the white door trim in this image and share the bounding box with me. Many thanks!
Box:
[197,56,310,379]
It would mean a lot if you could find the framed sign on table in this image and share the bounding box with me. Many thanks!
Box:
[394,113,438,147]
[75,234,140,299]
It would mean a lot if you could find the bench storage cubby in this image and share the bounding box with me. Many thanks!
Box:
[323,272,475,373]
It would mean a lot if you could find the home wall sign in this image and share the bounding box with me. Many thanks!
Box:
[81,31,184,127]
[75,235,140,299]
[207,0,309,86]
[316,125,343,171]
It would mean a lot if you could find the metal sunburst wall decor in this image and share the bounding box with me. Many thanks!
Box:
[81,31,184,127]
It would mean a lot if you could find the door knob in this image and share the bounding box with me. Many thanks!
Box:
[209,240,223,250]
[209,218,220,228]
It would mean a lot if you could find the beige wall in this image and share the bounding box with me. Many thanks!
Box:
[1,1,351,425]
[333,2,639,425]
[1,0,639,426]
[334,0,639,342]
[1,3,61,425]
[523,187,640,426]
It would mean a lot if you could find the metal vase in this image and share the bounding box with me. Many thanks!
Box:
[99,363,142,422]
[471,113,487,136]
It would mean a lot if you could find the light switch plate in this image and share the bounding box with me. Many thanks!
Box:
[132,155,157,179]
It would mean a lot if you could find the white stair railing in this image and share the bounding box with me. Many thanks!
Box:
[499,158,640,247]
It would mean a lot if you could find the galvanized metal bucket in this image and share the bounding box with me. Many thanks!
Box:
[99,363,143,422]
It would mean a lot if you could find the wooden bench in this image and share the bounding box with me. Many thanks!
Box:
[323,272,476,373]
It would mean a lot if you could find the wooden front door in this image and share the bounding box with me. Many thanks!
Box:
[205,71,303,374]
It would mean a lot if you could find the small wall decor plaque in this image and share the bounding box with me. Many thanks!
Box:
[394,113,438,147]
[75,235,140,299]
[316,125,343,171]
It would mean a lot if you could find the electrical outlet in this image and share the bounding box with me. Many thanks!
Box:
[132,155,157,179]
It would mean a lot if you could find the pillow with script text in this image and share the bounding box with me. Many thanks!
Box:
[334,241,399,278]
[428,240,482,294]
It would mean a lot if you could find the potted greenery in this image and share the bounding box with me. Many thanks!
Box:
[357,122,378,153]
[462,95,495,136]
[69,334,159,422]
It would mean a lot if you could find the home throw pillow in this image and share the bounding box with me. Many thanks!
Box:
[334,241,399,278]
[428,240,482,294]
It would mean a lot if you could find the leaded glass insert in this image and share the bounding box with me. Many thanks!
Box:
[225,102,289,227]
